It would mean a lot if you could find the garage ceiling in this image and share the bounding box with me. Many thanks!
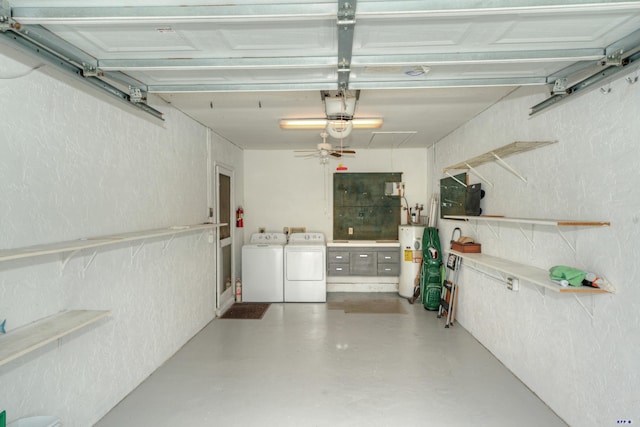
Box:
[3,1,640,150]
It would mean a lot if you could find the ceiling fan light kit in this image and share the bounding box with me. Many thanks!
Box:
[326,119,353,139]
[280,90,381,138]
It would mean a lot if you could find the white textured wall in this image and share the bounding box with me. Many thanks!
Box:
[434,75,640,426]
[243,148,430,243]
[0,44,233,425]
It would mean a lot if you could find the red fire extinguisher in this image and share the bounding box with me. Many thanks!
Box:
[236,207,244,228]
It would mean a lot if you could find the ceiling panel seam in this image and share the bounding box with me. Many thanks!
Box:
[97,57,338,71]
[351,49,605,66]
[10,4,337,24]
[355,0,640,16]
[144,77,552,93]
[12,1,640,23]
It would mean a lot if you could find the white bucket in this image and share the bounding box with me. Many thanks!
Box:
[8,416,61,427]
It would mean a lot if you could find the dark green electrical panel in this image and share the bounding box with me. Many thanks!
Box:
[333,172,402,240]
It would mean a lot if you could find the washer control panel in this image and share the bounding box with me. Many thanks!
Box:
[250,232,287,244]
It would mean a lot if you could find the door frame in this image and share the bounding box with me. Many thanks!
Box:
[213,161,235,315]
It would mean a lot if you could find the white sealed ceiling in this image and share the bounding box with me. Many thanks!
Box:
[4,1,640,150]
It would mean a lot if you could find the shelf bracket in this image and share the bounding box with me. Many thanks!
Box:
[464,263,508,286]
[518,223,536,247]
[163,234,176,252]
[555,227,577,254]
[445,171,467,187]
[196,232,204,245]
[533,285,546,298]
[573,294,595,321]
[130,240,146,261]
[482,220,499,239]
[465,163,494,188]
[490,152,527,183]
[82,251,98,274]
[60,249,80,273]
[470,220,478,236]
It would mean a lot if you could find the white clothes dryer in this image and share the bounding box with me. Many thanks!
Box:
[242,232,287,302]
[284,232,326,302]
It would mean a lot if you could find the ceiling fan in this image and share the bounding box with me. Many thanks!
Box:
[295,132,356,163]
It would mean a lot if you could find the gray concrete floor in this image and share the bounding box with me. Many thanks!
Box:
[95,293,567,427]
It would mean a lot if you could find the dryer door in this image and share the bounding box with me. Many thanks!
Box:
[286,248,325,281]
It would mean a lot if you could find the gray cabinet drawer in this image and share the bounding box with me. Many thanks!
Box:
[350,251,377,275]
[328,251,350,263]
[328,264,350,275]
[377,249,400,277]
[377,263,400,276]
[378,251,400,263]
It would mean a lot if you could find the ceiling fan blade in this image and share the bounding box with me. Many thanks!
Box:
[335,149,356,154]
[329,152,342,158]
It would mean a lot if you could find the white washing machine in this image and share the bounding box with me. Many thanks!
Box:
[398,225,426,298]
[242,232,287,302]
[284,232,326,302]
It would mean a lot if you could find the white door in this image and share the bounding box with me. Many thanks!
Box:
[215,163,235,313]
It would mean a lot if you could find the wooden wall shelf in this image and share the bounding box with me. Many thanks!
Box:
[444,215,610,227]
[0,224,224,371]
[0,223,223,264]
[0,310,110,367]
[450,251,613,294]
[444,215,609,253]
[443,141,557,184]
[443,141,557,172]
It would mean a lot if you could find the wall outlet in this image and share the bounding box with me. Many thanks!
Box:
[348,227,353,235]
[507,277,520,291]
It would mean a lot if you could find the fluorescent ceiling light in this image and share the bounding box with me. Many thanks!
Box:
[279,119,327,129]
[280,118,383,129]
[352,118,384,129]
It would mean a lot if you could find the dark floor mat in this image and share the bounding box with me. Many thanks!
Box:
[220,303,270,319]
